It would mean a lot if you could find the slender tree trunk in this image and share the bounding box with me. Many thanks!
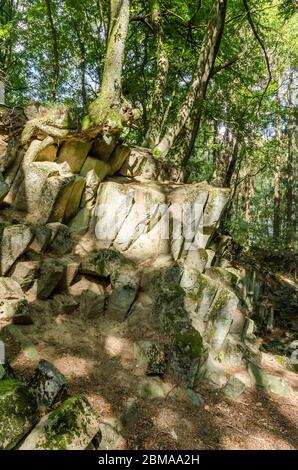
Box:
[212,120,226,186]
[225,136,239,187]
[0,0,16,101]
[87,0,130,126]
[74,26,87,108]
[154,0,227,158]
[0,80,4,104]
[222,144,244,223]
[245,171,254,223]
[44,0,60,101]
[144,0,169,148]
[181,104,204,168]
[285,71,295,245]
[211,121,238,187]
[286,117,294,243]
[273,170,281,241]
[273,93,282,242]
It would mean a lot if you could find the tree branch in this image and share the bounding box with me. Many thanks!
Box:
[243,0,272,112]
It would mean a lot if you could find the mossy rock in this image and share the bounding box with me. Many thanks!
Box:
[0,379,38,449]
[175,327,203,360]
[223,377,246,400]
[138,377,167,400]
[19,395,100,450]
[154,262,184,300]
[81,249,124,279]
[206,289,238,351]
[187,272,211,301]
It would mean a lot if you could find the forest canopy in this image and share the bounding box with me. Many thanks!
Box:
[0,0,297,250]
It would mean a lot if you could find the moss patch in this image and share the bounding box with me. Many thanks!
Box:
[0,379,38,450]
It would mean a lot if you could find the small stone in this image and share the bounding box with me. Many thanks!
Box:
[35,257,64,300]
[28,359,66,413]
[69,278,105,318]
[0,277,32,324]
[47,223,73,256]
[223,377,246,400]
[11,261,39,291]
[0,224,33,275]
[11,299,33,325]
[138,377,167,399]
[30,225,52,253]
[185,388,204,406]
[0,276,24,299]
[57,257,80,289]
[248,361,293,397]
[107,264,139,321]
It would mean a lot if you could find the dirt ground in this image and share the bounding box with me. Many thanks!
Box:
[1,300,297,451]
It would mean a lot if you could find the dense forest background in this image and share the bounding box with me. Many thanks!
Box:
[0,0,297,251]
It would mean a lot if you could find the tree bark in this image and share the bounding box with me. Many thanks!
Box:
[211,122,240,187]
[0,80,4,104]
[73,25,87,108]
[144,0,169,148]
[86,0,130,127]
[0,0,16,101]
[285,70,296,245]
[44,0,60,102]
[154,0,227,158]
[273,89,282,242]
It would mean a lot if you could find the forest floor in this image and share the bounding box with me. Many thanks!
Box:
[1,300,297,451]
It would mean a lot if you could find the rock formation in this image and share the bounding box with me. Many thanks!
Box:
[0,104,293,449]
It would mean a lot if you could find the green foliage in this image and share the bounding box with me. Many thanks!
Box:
[0,0,297,252]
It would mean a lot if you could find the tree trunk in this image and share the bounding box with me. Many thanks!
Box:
[0,0,16,101]
[181,104,204,169]
[273,170,281,241]
[73,25,87,108]
[273,90,282,242]
[86,0,130,127]
[225,136,239,187]
[0,80,4,104]
[286,118,294,243]
[154,0,227,158]
[285,71,295,245]
[144,0,169,148]
[44,0,60,102]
